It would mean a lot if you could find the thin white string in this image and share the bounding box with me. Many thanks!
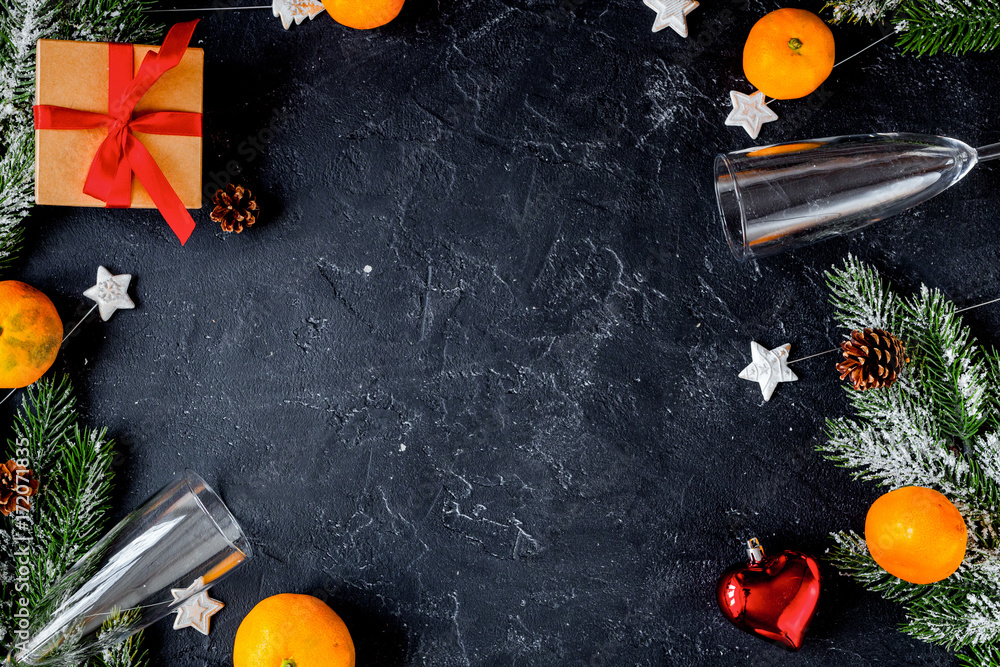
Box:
[0,305,99,409]
[765,32,895,108]
[148,4,269,11]
[787,347,840,366]
[833,32,896,68]
[956,295,1000,313]
[62,305,98,342]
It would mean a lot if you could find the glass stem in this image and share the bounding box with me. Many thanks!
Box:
[976,143,1000,163]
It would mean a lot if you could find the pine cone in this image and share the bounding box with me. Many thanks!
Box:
[837,328,910,391]
[0,460,39,516]
[211,184,258,234]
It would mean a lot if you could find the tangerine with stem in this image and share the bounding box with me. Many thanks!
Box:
[743,8,835,100]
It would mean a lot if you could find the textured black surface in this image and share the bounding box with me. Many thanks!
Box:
[9,0,1000,664]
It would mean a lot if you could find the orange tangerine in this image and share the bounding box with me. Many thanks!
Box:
[0,281,63,389]
[743,9,835,100]
[865,486,967,584]
[322,0,404,29]
[234,594,355,667]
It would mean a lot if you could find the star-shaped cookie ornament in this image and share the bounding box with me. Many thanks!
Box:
[170,578,224,636]
[82,267,134,321]
[272,0,325,30]
[642,0,699,37]
[739,342,798,402]
[725,90,778,140]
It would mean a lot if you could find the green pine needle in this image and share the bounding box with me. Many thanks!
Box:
[960,643,1000,666]
[896,0,1000,55]
[97,610,148,667]
[825,0,900,27]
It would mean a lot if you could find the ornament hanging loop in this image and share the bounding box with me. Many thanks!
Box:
[747,537,765,564]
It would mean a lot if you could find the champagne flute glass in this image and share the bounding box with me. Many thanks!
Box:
[714,133,1000,261]
[12,470,251,666]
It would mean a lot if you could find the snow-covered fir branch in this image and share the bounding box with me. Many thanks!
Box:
[825,0,901,25]
[34,425,115,574]
[825,0,1000,56]
[905,286,992,443]
[828,531,928,602]
[99,610,148,667]
[960,642,1000,667]
[822,258,1000,657]
[905,585,1000,649]
[977,433,1000,489]
[823,414,973,500]
[0,0,158,272]
[896,0,1000,55]
[827,254,903,335]
[0,131,31,271]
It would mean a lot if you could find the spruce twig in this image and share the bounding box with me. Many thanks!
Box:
[824,0,900,27]
[98,610,148,667]
[825,0,1000,55]
[821,257,1000,657]
[896,0,1000,55]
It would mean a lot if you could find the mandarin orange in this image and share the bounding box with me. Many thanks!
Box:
[865,486,967,584]
[743,9,835,100]
[0,281,63,389]
[322,0,404,29]
[233,594,355,667]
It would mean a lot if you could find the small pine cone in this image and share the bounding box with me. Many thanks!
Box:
[0,460,39,516]
[837,328,910,391]
[211,184,259,234]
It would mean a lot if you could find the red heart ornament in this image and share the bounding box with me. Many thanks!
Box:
[716,537,821,651]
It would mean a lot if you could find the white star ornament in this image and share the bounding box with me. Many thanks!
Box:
[739,342,798,402]
[725,90,778,140]
[82,266,135,321]
[272,0,325,29]
[642,0,699,37]
[170,577,225,636]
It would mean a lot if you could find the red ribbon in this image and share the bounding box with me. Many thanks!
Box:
[34,21,202,245]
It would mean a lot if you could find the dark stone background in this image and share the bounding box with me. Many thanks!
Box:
[8,0,1000,663]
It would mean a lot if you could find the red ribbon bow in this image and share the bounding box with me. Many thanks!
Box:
[33,21,202,245]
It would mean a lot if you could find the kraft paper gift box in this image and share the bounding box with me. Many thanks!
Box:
[34,37,204,210]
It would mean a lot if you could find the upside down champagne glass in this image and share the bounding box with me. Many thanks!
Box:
[714,133,1000,260]
[12,470,251,666]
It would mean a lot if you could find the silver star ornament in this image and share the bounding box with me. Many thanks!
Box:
[643,0,699,37]
[170,577,224,636]
[272,0,325,30]
[83,266,134,321]
[739,342,798,402]
[725,90,778,140]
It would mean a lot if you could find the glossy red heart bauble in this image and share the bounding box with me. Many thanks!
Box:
[717,543,821,651]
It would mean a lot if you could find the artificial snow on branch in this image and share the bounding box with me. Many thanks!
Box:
[0,0,159,272]
[825,0,1000,55]
[822,257,1000,663]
